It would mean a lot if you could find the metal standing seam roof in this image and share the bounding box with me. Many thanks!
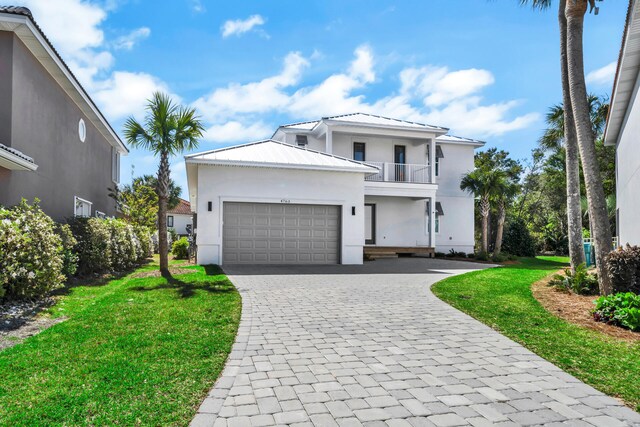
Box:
[278,112,448,133]
[436,134,485,146]
[0,6,127,154]
[185,140,380,173]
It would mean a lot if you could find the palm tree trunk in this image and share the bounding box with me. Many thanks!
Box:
[565,0,613,294]
[157,151,170,276]
[494,200,506,254]
[559,0,586,271]
[480,195,490,252]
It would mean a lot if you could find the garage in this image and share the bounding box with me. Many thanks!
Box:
[222,202,341,264]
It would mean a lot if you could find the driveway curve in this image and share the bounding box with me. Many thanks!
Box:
[191,258,640,427]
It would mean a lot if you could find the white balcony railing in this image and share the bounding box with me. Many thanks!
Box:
[364,162,432,184]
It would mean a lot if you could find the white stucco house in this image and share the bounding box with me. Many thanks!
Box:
[186,113,483,265]
[604,0,640,246]
[167,198,193,237]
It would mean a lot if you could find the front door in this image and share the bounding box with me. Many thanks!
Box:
[394,145,406,181]
[365,204,375,245]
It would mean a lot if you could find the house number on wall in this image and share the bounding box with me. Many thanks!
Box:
[281,199,291,204]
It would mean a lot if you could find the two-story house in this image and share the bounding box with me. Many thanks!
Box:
[185,113,483,265]
[0,6,127,221]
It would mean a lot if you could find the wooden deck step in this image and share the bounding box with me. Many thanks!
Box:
[364,246,435,258]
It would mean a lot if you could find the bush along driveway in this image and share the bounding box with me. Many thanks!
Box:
[0,260,241,426]
[432,256,640,413]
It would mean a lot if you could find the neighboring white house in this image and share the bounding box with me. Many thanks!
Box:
[186,113,483,265]
[167,198,193,237]
[604,0,640,246]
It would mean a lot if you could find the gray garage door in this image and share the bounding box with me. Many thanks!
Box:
[222,202,341,264]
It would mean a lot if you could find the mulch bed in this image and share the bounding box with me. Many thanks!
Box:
[0,297,66,351]
[532,273,640,342]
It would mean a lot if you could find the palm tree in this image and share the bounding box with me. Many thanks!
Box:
[123,92,204,275]
[493,180,519,254]
[564,0,613,294]
[521,0,612,294]
[460,168,507,253]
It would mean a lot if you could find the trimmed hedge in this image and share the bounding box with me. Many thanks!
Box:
[605,244,640,294]
[0,200,64,300]
[171,237,189,260]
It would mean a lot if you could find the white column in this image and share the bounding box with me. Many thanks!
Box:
[326,129,333,153]
[428,138,436,183]
[429,196,437,248]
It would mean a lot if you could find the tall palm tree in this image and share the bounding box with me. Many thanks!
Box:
[460,168,507,253]
[124,92,204,275]
[564,0,613,294]
[493,180,519,254]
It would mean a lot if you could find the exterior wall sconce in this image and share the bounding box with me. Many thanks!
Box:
[352,206,356,215]
[208,202,212,212]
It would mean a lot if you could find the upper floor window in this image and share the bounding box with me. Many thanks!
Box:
[353,142,366,162]
[74,196,92,217]
[436,145,444,176]
[111,147,120,184]
[295,135,308,147]
[78,119,86,143]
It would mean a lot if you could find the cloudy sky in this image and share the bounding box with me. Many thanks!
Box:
[14,0,625,196]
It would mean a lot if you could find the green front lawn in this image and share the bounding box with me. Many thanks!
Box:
[432,257,640,412]
[0,259,241,426]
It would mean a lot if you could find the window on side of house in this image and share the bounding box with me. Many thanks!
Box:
[167,215,174,228]
[74,196,92,217]
[95,211,106,219]
[353,142,366,162]
[435,145,444,177]
[111,147,120,184]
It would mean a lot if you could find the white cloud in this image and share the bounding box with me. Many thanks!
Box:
[194,45,538,139]
[190,0,205,13]
[203,121,272,143]
[92,71,178,121]
[221,15,266,38]
[193,52,309,121]
[114,27,151,50]
[586,61,616,86]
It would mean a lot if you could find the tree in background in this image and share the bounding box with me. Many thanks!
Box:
[110,175,182,230]
[123,93,203,276]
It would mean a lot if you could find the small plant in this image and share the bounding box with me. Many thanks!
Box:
[466,253,476,259]
[434,252,446,258]
[547,263,599,295]
[593,292,640,332]
[475,251,490,261]
[446,249,456,258]
[491,252,508,263]
[172,237,189,260]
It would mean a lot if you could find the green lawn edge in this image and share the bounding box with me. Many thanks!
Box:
[0,259,241,426]
[431,257,640,412]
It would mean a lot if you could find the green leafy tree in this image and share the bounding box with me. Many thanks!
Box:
[123,92,203,275]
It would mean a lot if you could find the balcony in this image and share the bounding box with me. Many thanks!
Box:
[365,162,432,184]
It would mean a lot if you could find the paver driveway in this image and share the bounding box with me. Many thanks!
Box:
[191,258,640,427]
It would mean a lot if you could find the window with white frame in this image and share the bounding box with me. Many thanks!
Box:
[426,201,443,233]
[74,196,92,217]
[428,145,444,177]
[111,147,120,184]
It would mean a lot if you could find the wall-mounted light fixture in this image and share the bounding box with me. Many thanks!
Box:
[352,206,356,216]
[208,202,212,212]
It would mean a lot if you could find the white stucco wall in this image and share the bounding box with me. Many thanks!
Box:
[364,196,430,247]
[331,133,429,165]
[194,165,366,265]
[168,213,192,236]
[616,79,640,246]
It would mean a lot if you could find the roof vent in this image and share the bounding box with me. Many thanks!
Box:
[295,135,308,147]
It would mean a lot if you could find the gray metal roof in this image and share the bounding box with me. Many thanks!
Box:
[0,142,34,163]
[279,113,448,133]
[436,134,485,146]
[186,140,379,174]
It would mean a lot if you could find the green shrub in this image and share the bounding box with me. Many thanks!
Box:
[593,292,640,331]
[67,217,111,275]
[434,252,446,258]
[502,219,536,257]
[466,253,476,259]
[134,225,153,261]
[55,223,78,278]
[605,245,640,294]
[491,252,508,263]
[105,219,141,271]
[0,200,64,300]
[172,237,189,260]
[548,263,599,295]
[475,251,490,261]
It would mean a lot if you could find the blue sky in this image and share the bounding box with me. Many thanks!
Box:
[17,0,626,196]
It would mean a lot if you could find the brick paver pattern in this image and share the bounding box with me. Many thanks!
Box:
[191,259,640,427]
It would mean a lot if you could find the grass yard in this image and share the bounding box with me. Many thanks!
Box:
[0,258,241,426]
[432,257,640,412]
